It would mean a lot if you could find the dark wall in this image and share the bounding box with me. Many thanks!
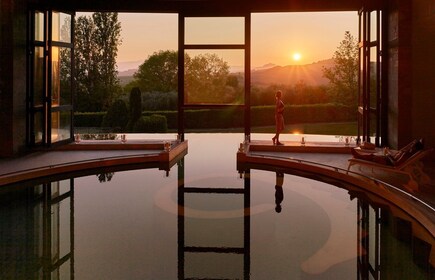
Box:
[0,0,15,157]
[387,0,435,160]
[411,0,435,159]
[1,0,35,157]
[387,0,413,150]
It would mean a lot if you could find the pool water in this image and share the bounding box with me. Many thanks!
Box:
[0,134,433,279]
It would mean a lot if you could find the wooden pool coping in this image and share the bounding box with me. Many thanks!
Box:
[237,145,435,252]
[0,140,188,187]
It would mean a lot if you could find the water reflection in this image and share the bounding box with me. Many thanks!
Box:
[0,151,434,279]
[177,158,250,279]
[274,172,284,213]
[96,172,115,183]
[0,180,74,279]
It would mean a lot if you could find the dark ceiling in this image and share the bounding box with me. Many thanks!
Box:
[33,0,382,14]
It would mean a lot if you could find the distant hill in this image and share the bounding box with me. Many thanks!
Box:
[251,59,334,87]
[117,59,335,87]
[118,68,137,77]
[118,69,137,86]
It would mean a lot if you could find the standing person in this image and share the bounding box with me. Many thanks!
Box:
[272,90,285,145]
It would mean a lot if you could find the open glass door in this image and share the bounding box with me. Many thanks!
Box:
[357,9,386,146]
[28,10,74,147]
[178,14,250,140]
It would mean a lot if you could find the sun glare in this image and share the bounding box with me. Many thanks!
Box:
[293,53,302,61]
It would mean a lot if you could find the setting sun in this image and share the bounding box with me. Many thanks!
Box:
[293,52,302,61]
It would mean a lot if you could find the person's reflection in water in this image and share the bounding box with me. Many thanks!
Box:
[275,172,284,213]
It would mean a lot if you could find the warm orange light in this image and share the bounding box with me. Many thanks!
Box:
[293,53,302,61]
[292,131,300,135]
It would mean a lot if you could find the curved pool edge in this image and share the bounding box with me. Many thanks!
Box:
[237,151,435,240]
[0,140,188,187]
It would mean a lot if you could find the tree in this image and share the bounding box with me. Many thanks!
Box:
[322,31,359,106]
[74,16,98,111]
[101,99,129,131]
[126,87,142,132]
[185,53,232,103]
[73,12,122,112]
[92,13,122,109]
[131,50,235,105]
[134,50,178,93]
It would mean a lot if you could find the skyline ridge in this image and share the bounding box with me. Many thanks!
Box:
[118,58,335,87]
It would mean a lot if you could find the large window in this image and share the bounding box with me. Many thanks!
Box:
[182,17,246,106]
[358,9,385,145]
[28,11,74,146]
[178,15,251,137]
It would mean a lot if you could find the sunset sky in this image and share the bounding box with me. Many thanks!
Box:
[78,12,358,71]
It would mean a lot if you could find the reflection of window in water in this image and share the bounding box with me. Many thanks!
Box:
[0,179,74,278]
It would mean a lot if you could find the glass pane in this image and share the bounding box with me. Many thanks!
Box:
[51,202,59,258]
[185,253,243,280]
[34,46,45,106]
[370,11,377,42]
[60,48,72,105]
[359,50,364,106]
[370,47,377,108]
[185,107,244,131]
[369,206,377,268]
[51,111,71,142]
[59,179,71,196]
[52,47,72,106]
[52,12,71,43]
[184,193,244,248]
[379,12,383,47]
[370,111,377,136]
[185,17,244,45]
[185,50,244,105]
[59,196,71,259]
[34,111,44,144]
[52,47,60,106]
[35,11,44,41]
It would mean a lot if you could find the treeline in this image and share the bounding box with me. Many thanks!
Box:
[252,83,332,106]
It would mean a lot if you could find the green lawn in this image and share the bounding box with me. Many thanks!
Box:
[252,122,358,135]
[181,122,357,135]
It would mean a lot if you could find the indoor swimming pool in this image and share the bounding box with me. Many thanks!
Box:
[0,134,433,279]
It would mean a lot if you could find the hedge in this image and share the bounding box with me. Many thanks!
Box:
[133,114,168,133]
[75,103,355,129]
[74,112,106,127]
[251,103,355,126]
[144,103,354,129]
